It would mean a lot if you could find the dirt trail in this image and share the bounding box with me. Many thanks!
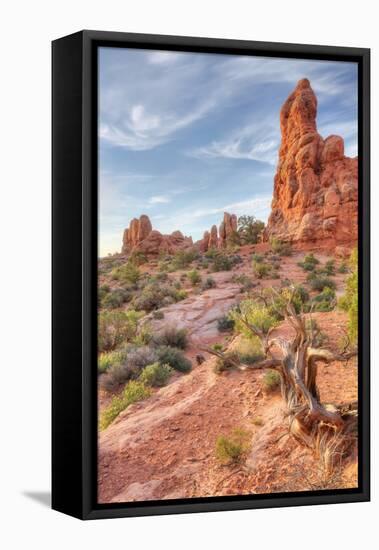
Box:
[98,252,358,503]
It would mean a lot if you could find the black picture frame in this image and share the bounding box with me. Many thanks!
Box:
[52,30,370,520]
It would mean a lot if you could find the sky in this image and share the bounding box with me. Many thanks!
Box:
[98,47,358,256]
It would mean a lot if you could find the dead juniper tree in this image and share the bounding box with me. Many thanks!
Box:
[203,286,357,472]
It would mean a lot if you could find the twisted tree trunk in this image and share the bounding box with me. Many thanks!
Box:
[203,292,357,471]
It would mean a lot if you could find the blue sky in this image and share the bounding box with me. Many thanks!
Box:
[98,47,358,256]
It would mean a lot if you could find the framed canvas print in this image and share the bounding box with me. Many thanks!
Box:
[52,30,370,520]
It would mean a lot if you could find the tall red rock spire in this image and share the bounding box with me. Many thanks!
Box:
[266,78,358,248]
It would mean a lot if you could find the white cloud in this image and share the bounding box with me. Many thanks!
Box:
[148,51,181,64]
[148,195,171,204]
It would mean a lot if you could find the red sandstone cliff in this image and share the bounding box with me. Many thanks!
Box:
[265,78,358,248]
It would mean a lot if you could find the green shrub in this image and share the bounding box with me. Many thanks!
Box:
[102,288,132,309]
[232,274,255,293]
[152,327,188,349]
[253,261,272,279]
[233,336,264,365]
[188,269,202,285]
[111,261,141,285]
[157,346,192,373]
[152,310,164,320]
[171,249,198,269]
[309,275,336,292]
[201,276,216,290]
[270,237,291,256]
[231,299,279,337]
[99,381,151,430]
[215,428,251,463]
[98,350,124,374]
[217,315,235,332]
[312,287,336,312]
[129,251,147,266]
[338,262,348,274]
[322,260,335,276]
[139,362,173,387]
[251,253,264,263]
[262,369,281,392]
[298,253,320,271]
[212,254,233,272]
[204,247,219,259]
[100,345,158,391]
[338,249,358,343]
[98,310,143,352]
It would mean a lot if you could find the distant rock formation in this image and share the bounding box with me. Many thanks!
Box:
[198,213,237,252]
[121,215,193,256]
[218,213,237,248]
[265,78,358,248]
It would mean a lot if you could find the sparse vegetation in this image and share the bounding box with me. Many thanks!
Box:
[111,261,141,285]
[99,380,151,430]
[338,249,358,343]
[152,327,188,349]
[139,362,173,387]
[98,310,144,352]
[215,428,251,463]
[262,369,281,393]
[156,346,192,373]
[201,276,216,290]
[217,315,235,332]
[188,269,202,285]
[298,253,320,271]
[270,237,292,256]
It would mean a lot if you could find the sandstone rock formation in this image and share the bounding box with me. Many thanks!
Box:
[121,215,193,256]
[198,214,238,252]
[219,213,237,248]
[265,78,358,248]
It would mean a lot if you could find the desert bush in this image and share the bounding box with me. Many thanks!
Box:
[156,346,192,373]
[308,275,336,292]
[270,237,292,256]
[99,380,151,430]
[204,247,219,259]
[338,262,348,274]
[338,249,358,343]
[215,428,251,463]
[98,350,126,374]
[264,285,310,319]
[235,336,264,364]
[152,310,164,320]
[98,284,111,306]
[139,362,173,387]
[251,253,264,263]
[129,251,147,266]
[102,288,132,309]
[322,259,335,276]
[231,299,279,337]
[111,261,141,285]
[298,253,320,271]
[252,260,272,279]
[237,215,265,244]
[212,254,233,272]
[262,369,281,393]
[98,310,143,352]
[201,276,216,290]
[171,249,198,269]
[217,315,235,332]
[152,327,188,349]
[132,282,186,312]
[231,274,255,293]
[312,287,336,312]
[100,345,158,391]
[188,269,202,285]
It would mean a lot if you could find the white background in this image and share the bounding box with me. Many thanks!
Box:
[0,1,376,548]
